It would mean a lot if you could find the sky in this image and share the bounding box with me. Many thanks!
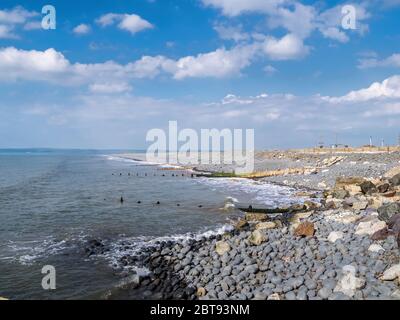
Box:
[1,0,400,149]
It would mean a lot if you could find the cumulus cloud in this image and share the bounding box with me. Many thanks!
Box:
[213,23,249,42]
[96,13,153,35]
[203,0,371,44]
[201,0,286,16]
[89,82,132,94]
[16,86,400,148]
[267,3,316,39]
[262,33,310,60]
[358,53,400,69]
[0,6,39,38]
[319,27,349,43]
[0,44,260,85]
[0,24,17,39]
[264,65,277,75]
[0,6,37,24]
[23,21,42,31]
[171,44,258,79]
[324,75,400,103]
[73,23,91,35]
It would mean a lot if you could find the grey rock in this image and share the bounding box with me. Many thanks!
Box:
[318,287,333,299]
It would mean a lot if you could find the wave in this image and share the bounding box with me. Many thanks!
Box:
[3,232,88,265]
[97,224,234,275]
[196,177,302,207]
[105,155,184,169]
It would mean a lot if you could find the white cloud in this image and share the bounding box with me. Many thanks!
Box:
[96,13,153,35]
[262,33,310,60]
[0,6,39,38]
[0,24,17,39]
[363,102,400,117]
[0,47,69,80]
[264,65,277,75]
[213,23,249,42]
[316,4,370,41]
[0,6,37,24]
[89,82,132,93]
[201,0,286,17]
[204,1,371,44]
[0,45,257,86]
[73,23,91,35]
[325,75,400,103]
[23,21,42,30]
[319,27,349,43]
[171,44,258,79]
[358,53,400,69]
[268,3,316,39]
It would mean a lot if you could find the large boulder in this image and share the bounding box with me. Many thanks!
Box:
[388,214,400,247]
[304,201,321,210]
[344,185,362,196]
[378,203,400,222]
[388,213,400,231]
[234,219,249,230]
[245,213,267,222]
[332,189,350,200]
[360,181,376,195]
[384,166,400,179]
[215,241,231,255]
[294,221,315,237]
[335,177,365,189]
[248,230,266,246]
[334,265,365,297]
[389,173,400,187]
[355,218,387,236]
[379,264,400,281]
[352,200,368,211]
[377,183,390,194]
[255,221,277,230]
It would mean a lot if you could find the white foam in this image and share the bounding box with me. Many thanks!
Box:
[4,232,88,265]
[196,177,301,207]
[99,224,233,273]
[106,155,183,169]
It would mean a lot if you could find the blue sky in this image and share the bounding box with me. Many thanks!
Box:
[1,0,400,149]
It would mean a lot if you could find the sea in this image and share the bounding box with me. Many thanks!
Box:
[0,149,301,299]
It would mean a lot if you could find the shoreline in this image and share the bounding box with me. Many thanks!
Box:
[104,151,400,300]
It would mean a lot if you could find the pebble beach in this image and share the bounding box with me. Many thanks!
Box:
[100,149,400,300]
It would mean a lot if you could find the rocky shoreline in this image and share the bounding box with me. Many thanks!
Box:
[101,151,400,300]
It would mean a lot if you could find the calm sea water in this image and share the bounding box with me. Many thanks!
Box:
[0,149,299,299]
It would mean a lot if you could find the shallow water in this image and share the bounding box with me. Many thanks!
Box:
[0,149,300,299]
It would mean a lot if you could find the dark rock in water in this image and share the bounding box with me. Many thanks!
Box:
[85,239,105,256]
[88,239,103,247]
[389,173,400,187]
[378,203,400,222]
[360,181,376,194]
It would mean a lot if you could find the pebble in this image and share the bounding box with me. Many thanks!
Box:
[110,189,400,301]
